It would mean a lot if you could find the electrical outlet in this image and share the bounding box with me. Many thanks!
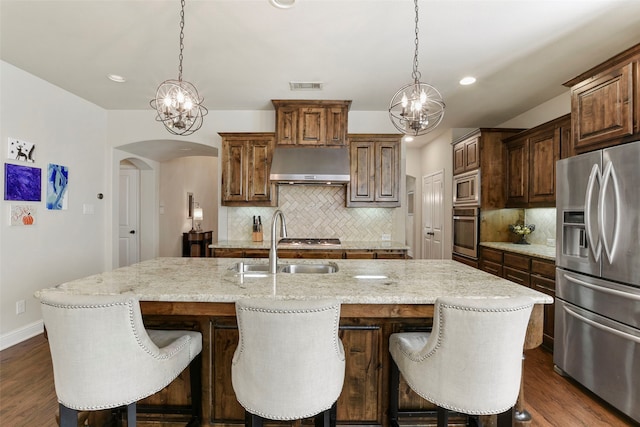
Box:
[381,234,391,241]
[16,299,26,315]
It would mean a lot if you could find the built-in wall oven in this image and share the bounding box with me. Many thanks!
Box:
[452,207,479,259]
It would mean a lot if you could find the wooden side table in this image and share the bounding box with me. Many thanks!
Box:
[182,231,213,257]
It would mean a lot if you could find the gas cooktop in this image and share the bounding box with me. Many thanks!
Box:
[278,238,341,246]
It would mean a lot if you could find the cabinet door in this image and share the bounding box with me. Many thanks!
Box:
[222,139,247,202]
[505,138,529,207]
[247,138,273,202]
[326,107,348,146]
[464,136,480,171]
[571,62,634,151]
[375,141,400,203]
[275,107,298,145]
[350,140,376,203]
[528,129,559,204]
[531,275,555,349]
[337,325,382,424]
[298,107,326,145]
[453,143,466,175]
[211,323,244,423]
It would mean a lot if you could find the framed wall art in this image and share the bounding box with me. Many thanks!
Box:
[7,138,35,163]
[46,163,69,210]
[10,205,37,226]
[4,163,41,201]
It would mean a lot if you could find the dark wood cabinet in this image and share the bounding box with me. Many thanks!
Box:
[212,247,408,259]
[479,246,555,350]
[452,128,524,210]
[504,115,569,208]
[347,134,401,207]
[272,100,351,146]
[564,43,640,153]
[220,133,277,206]
[182,231,213,257]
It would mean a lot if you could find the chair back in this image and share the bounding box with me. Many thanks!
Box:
[40,291,196,410]
[392,296,534,415]
[232,298,345,420]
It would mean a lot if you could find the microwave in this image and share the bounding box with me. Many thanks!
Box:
[453,169,480,207]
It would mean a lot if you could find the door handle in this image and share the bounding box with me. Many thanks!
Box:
[129,230,136,234]
[426,232,435,236]
[585,164,601,262]
[599,161,620,263]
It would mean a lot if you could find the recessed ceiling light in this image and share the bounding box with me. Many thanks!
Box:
[269,0,295,9]
[459,76,476,86]
[107,74,126,83]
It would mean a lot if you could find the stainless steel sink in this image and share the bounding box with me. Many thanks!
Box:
[230,262,338,274]
[280,263,339,274]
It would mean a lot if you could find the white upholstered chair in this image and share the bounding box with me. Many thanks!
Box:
[232,298,345,427]
[389,296,534,427]
[39,291,203,427]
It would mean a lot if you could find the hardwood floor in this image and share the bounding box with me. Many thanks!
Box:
[0,334,636,426]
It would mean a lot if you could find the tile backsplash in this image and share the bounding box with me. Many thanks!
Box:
[226,185,396,241]
[481,207,556,246]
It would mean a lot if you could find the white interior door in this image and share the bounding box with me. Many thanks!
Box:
[422,170,444,259]
[119,168,140,267]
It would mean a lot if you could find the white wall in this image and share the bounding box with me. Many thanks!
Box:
[499,92,570,128]
[0,61,108,348]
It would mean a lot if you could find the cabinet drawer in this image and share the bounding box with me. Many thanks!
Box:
[531,258,555,279]
[480,247,503,263]
[452,254,479,269]
[531,274,556,294]
[504,252,531,270]
[480,260,503,277]
[213,248,245,258]
[503,266,531,287]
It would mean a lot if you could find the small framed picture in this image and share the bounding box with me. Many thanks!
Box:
[187,192,194,219]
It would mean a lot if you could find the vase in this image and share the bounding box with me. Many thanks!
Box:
[515,234,530,245]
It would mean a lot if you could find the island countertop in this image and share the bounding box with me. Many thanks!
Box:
[38,257,552,305]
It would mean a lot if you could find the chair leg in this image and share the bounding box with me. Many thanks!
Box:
[496,407,513,427]
[314,408,331,427]
[436,406,448,427]
[247,413,263,427]
[189,353,203,425]
[59,404,77,427]
[125,402,136,427]
[389,358,400,427]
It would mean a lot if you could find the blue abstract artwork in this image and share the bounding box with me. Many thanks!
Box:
[4,163,41,201]
[46,163,69,210]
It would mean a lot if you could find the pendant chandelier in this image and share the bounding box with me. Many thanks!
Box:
[151,0,207,136]
[388,0,445,136]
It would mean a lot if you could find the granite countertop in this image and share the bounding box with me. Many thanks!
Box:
[36,257,552,305]
[480,242,556,261]
[211,240,410,251]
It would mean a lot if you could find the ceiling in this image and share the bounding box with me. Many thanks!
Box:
[2,0,640,152]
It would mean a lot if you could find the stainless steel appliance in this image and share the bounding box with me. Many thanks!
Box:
[452,207,479,259]
[555,140,640,424]
[453,170,480,207]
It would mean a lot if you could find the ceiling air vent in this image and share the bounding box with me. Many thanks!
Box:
[289,81,324,91]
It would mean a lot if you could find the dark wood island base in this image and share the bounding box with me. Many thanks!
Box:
[139,302,544,427]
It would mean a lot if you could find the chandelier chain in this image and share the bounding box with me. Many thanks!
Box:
[178,0,186,82]
[412,0,421,82]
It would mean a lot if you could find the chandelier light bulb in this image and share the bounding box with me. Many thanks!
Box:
[401,93,408,108]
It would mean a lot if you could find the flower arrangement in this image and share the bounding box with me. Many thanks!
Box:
[509,223,535,245]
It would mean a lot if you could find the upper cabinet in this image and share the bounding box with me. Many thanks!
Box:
[563,43,640,153]
[453,135,480,175]
[503,115,570,208]
[452,128,524,209]
[272,100,351,146]
[220,133,277,207]
[347,134,401,207]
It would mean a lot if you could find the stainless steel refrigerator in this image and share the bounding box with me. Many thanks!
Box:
[555,140,640,424]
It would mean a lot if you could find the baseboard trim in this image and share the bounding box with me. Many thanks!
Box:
[0,320,44,351]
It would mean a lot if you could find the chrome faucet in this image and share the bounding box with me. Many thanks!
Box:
[269,210,288,274]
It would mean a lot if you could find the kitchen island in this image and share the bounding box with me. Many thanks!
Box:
[39,258,552,427]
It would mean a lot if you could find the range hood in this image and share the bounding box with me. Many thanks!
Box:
[269,146,350,184]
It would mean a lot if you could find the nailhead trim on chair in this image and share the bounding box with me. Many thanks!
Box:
[393,300,533,416]
[234,302,343,420]
[42,297,198,411]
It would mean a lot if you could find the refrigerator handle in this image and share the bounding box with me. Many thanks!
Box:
[599,161,621,263]
[585,164,601,262]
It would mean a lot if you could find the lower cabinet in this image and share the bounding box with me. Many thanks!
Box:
[212,247,408,259]
[479,246,555,350]
[452,253,479,269]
